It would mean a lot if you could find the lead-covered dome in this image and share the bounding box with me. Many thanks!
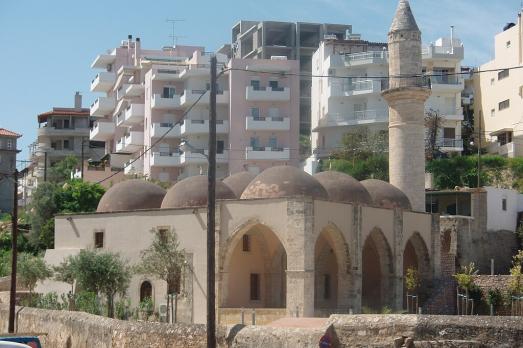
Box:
[96,180,166,213]
[240,165,328,200]
[314,171,372,205]
[161,175,236,209]
[223,172,256,198]
[360,179,412,210]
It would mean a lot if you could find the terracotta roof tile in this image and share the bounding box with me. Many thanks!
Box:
[0,128,21,138]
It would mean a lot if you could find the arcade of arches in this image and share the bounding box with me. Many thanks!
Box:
[220,223,434,315]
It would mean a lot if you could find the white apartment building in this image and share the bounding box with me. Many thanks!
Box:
[89,36,300,183]
[307,35,465,173]
[474,11,523,158]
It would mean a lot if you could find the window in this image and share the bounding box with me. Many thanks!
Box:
[490,78,495,85]
[323,274,331,300]
[498,69,509,80]
[269,80,282,91]
[162,86,176,98]
[63,119,70,129]
[250,80,260,90]
[6,139,12,150]
[250,273,260,301]
[242,234,250,252]
[491,109,495,118]
[214,140,224,154]
[443,128,456,139]
[250,107,260,119]
[94,231,104,248]
[63,139,71,150]
[140,281,152,302]
[502,198,507,211]
[158,228,168,243]
[498,132,512,146]
[506,41,511,48]
[499,99,510,111]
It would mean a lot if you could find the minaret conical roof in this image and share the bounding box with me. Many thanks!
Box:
[390,0,419,32]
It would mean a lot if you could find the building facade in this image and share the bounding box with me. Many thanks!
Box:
[0,129,21,214]
[89,36,300,183]
[23,93,105,199]
[231,21,352,135]
[307,33,465,174]
[474,11,523,157]
[40,167,439,324]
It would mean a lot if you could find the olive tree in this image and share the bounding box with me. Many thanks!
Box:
[136,229,185,322]
[17,253,52,304]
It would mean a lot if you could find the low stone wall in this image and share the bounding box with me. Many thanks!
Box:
[2,305,523,347]
[0,305,209,348]
[219,308,287,326]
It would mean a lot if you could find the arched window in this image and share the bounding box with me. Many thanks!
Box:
[140,281,152,302]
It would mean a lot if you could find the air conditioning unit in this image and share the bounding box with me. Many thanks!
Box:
[270,56,287,61]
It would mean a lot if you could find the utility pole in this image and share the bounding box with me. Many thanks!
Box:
[43,151,48,182]
[206,55,217,348]
[81,138,85,179]
[8,169,18,333]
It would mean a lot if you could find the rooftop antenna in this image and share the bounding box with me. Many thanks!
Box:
[166,18,185,47]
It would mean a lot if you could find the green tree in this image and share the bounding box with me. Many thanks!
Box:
[323,155,389,181]
[17,253,52,304]
[405,267,420,293]
[136,229,186,322]
[73,250,131,318]
[47,155,78,183]
[425,108,444,161]
[53,255,78,309]
[454,262,478,294]
[26,176,105,250]
[509,250,523,296]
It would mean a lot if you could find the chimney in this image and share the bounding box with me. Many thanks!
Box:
[134,37,141,66]
[74,92,82,109]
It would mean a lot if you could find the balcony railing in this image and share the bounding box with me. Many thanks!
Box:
[429,75,461,85]
[437,138,464,149]
[345,51,388,65]
[318,110,388,127]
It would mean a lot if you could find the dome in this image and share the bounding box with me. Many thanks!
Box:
[240,165,328,200]
[360,179,412,210]
[313,171,372,205]
[161,175,236,209]
[96,180,166,213]
[222,171,256,198]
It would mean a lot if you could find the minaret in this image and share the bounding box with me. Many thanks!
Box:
[382,0,431,212]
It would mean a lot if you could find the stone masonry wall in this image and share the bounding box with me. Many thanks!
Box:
[2,305,523,347]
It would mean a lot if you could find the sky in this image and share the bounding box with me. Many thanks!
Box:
[0,0,521,163]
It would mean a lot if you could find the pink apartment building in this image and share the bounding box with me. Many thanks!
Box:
[89,36,300,182]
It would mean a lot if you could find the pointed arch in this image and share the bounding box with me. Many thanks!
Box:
[314,223,351,314]
[362,227,394,310]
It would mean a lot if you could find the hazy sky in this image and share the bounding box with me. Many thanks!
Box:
[1,0,521,162]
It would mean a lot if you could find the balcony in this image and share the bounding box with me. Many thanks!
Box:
[246,86,290,102]
[90,97,116,117]
[151,152,182,167]
[179,64,210,79]
[117,131,144,153]
[422,45,464,61]
[327,79,385,98]
[90,72,116,92]
[181,119,229,135]
[91,53,116,69]
[151,123,181,138]
[437,138,464,152]
[317,110,388,129]
[125,84,145,97]
[428,75,464,92]
[181,150,228,165]
[38,126,89,137]
[245,147,290,160]
[151,68,183,81]
[345,51,388,66]
[124,157,144,175]
[90,121,115,141]
[123,104,145,125]
[151,94,181,109]
[245,116,290,131]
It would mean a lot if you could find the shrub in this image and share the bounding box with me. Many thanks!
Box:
[75,291,102,316]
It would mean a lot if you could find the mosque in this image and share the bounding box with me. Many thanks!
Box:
[40,0,442,324]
